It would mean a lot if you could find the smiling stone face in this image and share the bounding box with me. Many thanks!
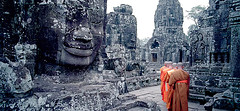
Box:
[61,0,105,66]
[37,0,106,66]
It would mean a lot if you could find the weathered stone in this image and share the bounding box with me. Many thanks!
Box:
[113,4,133,15]
[0,61,33,95]
[1,75,120,110]
[222,89,234,98]
[186,0,240,106]
[230,0,240,78]
[106,44,126,60]
[204,87,240,110]
[36,0,107,67]
[213,96,234,110]
[2,0,240,110]
[106,4,137,61]
[234,93,240,109]
[145,0,189,71]
[108,99,161,111]
[189,28,214,65]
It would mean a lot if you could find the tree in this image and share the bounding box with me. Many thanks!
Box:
[187,24,198,36]
[186,5,207,27]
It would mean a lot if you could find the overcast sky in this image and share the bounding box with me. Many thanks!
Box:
[107,0,209,40]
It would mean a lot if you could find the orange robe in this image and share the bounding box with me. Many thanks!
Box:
[160,66,167,100]
[160,66,166,73]
[160,66,166,90]
[162,68,174,103]
[167,69,190,111]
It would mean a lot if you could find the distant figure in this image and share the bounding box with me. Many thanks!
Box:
[160,61,173,103]
[117,77,128,95]
[114,59,126,77]
[166,62,190,111]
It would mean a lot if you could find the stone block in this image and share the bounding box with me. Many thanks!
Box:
[0,62,33,95]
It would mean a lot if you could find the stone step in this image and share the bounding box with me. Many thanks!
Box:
[108,99,161,111]
[118,93,137,103]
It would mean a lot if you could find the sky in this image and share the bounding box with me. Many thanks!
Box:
[107,0,209,40]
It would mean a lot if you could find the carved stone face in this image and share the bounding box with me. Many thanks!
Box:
[61,0,105,66]
[37,0,106,66]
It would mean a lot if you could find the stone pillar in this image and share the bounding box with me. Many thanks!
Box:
[211,53,214,64]
[213,53,216,64]
[224,53,228,63]
[217,54,221,63]
[230,0,240,78]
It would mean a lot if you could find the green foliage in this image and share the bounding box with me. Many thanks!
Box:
[186,5,207,36]
[186,5,207,26]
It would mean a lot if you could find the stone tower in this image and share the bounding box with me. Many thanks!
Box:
[106,4,137,60]
[230,0,240,78]
[147,0,188,66]
[210,0,231,65]
[153,0,184,36]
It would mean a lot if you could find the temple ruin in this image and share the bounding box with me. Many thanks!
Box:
[0,0,240,110]
[146,0,189,69]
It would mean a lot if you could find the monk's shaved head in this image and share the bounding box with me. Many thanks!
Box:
[177,62,184,69]
[164,61,171,66]
[177,62,183,67]
[166,61,173,69]
[164,61,167,66]
[172,63,178,69]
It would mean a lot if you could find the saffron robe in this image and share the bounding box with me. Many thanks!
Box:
[167,69,190,111]
[162,69,174,103]
[160,66,167,100]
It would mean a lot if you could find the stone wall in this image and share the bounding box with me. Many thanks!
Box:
[189,0,240,77]
[189,0,231,67]
[229,0,240,78]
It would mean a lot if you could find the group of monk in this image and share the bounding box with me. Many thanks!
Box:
[160,61,190,111]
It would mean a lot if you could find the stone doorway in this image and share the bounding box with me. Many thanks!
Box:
[179,49,183,62]
[151,53,157,62]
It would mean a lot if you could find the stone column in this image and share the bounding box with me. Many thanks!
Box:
[230,0,240,78]
[217,54,221,63]
[224,53,228,63]
[211,53,214,64]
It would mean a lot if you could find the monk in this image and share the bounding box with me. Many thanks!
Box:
[160,62,167,91]
[160,61,169,102]
[162,62,175,103]
[160,62,167,76]
[160,61,168,90]
[167,62,190,111]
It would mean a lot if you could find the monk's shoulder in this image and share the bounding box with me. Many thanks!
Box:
[163,67,169,71]
[170,69,181,76]
[167,69,176,75]
[167,69,174,73]
[160,66,166,71]
[181,69,189,75]
[179,69,190,78]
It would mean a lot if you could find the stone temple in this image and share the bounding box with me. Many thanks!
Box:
[146,0,190,70]
[0,0,240,110]
[0,0,160,110]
